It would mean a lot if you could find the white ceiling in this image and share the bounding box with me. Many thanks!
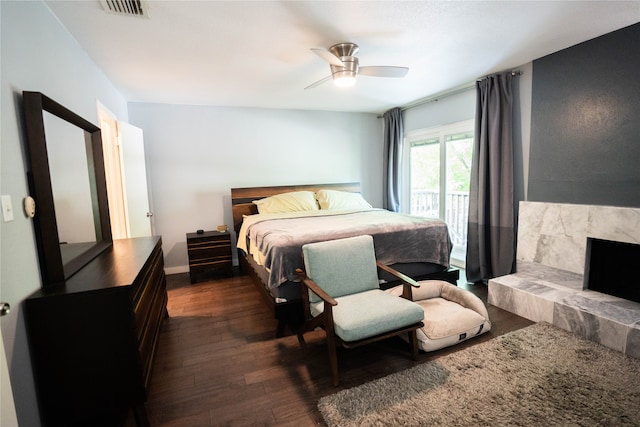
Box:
[45,1,640,113]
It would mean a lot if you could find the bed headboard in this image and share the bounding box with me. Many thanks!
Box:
[230,182,361,235]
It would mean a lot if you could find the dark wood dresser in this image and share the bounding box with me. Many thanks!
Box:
[24,236,168,426]
[186,230,233,283]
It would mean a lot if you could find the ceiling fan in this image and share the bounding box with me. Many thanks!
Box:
[305,42,409,90]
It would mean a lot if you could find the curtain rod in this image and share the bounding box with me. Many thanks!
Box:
[382,69,523,115]
[400,84,475,111]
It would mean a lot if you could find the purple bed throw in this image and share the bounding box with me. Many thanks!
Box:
[246,210,452,289]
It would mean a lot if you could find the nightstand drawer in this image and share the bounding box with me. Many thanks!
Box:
[189,257,231,269]
[188,234,231,245]
[187,242,231,260]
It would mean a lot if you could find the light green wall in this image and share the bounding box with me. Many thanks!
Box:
[128,103,382,273]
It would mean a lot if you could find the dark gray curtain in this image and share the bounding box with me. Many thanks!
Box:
[383,107,403,212]
[465,73,515,283]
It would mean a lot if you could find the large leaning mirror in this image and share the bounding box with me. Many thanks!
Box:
[23,91,112,287]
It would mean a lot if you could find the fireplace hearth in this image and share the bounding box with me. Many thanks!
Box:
[584,238,640,304]
[488,201,640,359]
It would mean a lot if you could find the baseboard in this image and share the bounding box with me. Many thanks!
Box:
[165,265,189,275]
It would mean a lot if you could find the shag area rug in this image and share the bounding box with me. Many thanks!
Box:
[318,322,640,426]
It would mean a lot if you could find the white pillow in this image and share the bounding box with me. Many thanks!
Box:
[252,191,319,214]
[316,189,372,211]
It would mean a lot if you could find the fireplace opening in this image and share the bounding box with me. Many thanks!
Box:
[584,238,640,304]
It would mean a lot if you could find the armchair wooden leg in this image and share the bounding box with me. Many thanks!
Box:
[408,330,419,361]
[297,332,307,347]
[326,329,340,386]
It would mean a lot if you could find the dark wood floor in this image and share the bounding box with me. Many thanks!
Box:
[136,270,532,426]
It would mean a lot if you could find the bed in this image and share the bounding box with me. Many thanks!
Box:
[231,183,458,336]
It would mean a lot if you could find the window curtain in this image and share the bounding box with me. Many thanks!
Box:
[383,107,403,212]
[465,72,515,283]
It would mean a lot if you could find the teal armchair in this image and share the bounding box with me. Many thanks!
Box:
[296,235,424,386]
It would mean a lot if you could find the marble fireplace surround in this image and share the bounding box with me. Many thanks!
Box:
[488,201,640,358]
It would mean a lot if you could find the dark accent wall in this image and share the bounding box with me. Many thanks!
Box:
[529,23,640,207]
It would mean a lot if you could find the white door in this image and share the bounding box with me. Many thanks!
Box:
[98,110,128,239]
[118,121,153,238]
[1,306,19,426]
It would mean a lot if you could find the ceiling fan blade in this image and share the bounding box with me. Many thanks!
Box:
[304,75,332,90]
[359,66,409,78]
[310,48,344,67]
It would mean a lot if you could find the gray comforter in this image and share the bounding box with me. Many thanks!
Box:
[245,209,452,289]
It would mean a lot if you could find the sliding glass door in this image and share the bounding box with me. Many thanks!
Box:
[404,120,473,267]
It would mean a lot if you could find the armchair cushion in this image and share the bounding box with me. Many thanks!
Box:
[302,235,379,303]
[311,289,424,342]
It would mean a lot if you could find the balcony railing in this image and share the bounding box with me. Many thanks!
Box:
[411,190,469,247]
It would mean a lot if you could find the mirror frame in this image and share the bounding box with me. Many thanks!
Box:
[23,91,112,287]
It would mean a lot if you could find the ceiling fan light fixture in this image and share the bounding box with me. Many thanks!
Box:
[333,71,357,87]
[331,56,359,88]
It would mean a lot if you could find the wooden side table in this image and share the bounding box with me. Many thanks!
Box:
[186,230,233,283]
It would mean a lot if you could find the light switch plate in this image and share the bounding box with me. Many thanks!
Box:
[1,195,14,222]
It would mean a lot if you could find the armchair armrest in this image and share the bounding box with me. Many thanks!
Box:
[295,268,338,306]
[376,262,420,300]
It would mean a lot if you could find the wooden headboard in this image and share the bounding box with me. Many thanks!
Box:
[230,182,361,234]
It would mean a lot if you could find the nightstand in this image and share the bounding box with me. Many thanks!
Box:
[186,230,233,283]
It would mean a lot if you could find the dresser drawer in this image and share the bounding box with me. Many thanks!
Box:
[139,283,167,388]
[132,244,165,343]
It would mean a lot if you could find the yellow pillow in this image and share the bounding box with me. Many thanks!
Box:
[316,190,372,210]
[252,191,319,214]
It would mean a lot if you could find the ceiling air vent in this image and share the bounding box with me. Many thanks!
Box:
[99,0,149,18]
